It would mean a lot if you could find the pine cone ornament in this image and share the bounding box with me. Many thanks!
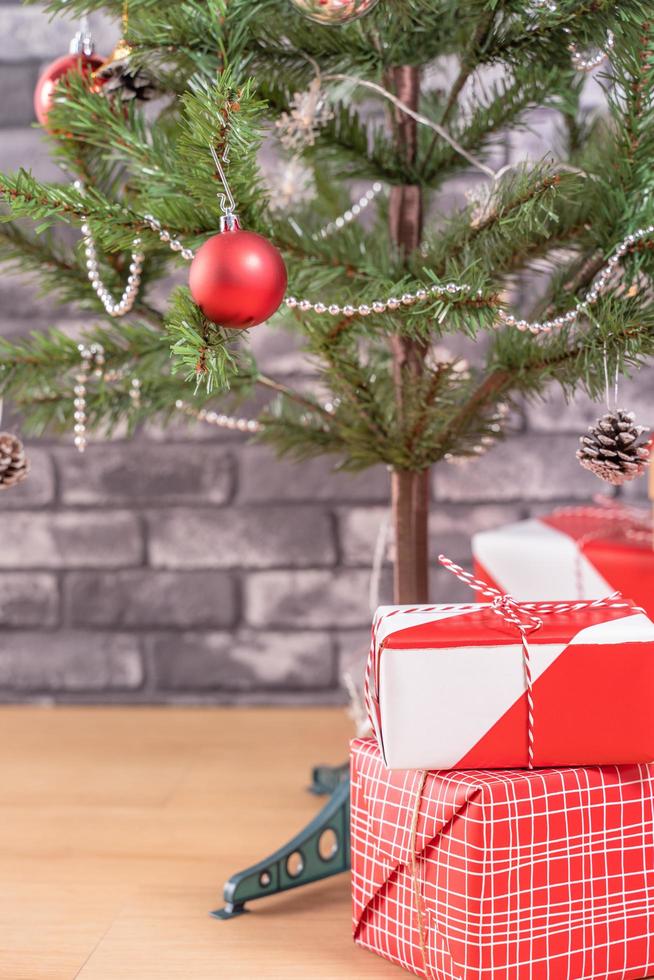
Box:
[577,409,650,486]
[0,433,29,490]
[94,41,158,103]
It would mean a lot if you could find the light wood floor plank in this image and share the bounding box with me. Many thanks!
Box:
[0,706,403,978]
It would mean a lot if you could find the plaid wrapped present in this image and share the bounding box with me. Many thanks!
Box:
[351,736,654,980]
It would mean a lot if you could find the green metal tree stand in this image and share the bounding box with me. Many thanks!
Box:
[212,762,350,919]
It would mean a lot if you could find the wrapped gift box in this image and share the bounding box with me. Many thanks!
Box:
[365,597,654,769]
[351,736,654,980]
[472,505,654,617]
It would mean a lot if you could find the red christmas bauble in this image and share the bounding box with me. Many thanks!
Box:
[188,228,287,328]
[34,53,105,128]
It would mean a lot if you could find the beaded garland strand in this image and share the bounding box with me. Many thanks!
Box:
[75,180,146,317]
[72,342,104,452]
[312,181,384,240]
[131,213,654,333]
[72,342,141,452]
[86,207,654,330]
[77,182,384,317]
[175,399,262,434]
[568,31,614,73]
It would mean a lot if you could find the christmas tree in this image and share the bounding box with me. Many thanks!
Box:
[1,0,653,605]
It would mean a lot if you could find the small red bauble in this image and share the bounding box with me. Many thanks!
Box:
[34,53,105,128]
[188,228,287,328]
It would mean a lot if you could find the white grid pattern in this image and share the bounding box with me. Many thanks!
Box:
[351,737,654,980]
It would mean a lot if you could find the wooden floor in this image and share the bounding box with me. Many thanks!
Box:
[0,705,403,979]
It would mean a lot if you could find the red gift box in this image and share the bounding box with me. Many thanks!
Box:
[365,593,654,770]
[351,736,654,980]
[472,503,654,618]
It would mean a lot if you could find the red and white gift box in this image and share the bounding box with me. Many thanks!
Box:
[351,736,654,980]
[472,505,654,618]
[365,595,654,770]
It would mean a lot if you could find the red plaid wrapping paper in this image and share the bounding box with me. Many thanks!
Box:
[351,736,654,980]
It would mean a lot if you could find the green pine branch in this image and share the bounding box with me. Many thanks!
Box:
[0,0,652,478]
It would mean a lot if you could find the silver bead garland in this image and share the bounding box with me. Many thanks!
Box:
[135,213,654,330]
[285,279,473,317]
[529,0,558,13]
[175,399,261,433]
[496,225,654,335]
[314,182,384,240]
[143,206,477,319]
[568,30,614,73]
[78,197,654,333]
[141,214,195,261]
[72,345,142,452]
[443,402,510,465]
[174,396,340,434]
[129,377,142,408]
[73,342,105,453]
[75,181,145,317]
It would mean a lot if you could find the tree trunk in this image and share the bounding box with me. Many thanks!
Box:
[388,65,430,605]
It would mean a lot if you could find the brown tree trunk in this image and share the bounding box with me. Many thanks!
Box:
[388,65,430,604]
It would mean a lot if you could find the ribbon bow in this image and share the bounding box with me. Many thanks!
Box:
[490,591,543,636]
[437,554,633,769]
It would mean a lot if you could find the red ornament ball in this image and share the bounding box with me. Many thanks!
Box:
[34,53,105,128]
[189,228,287,329]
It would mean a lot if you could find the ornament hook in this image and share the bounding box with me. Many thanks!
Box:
[209,141,238,232]
[69,16,94,56]
[602,342,620,411]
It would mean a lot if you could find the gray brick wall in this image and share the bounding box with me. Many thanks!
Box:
[0,4,650,703]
